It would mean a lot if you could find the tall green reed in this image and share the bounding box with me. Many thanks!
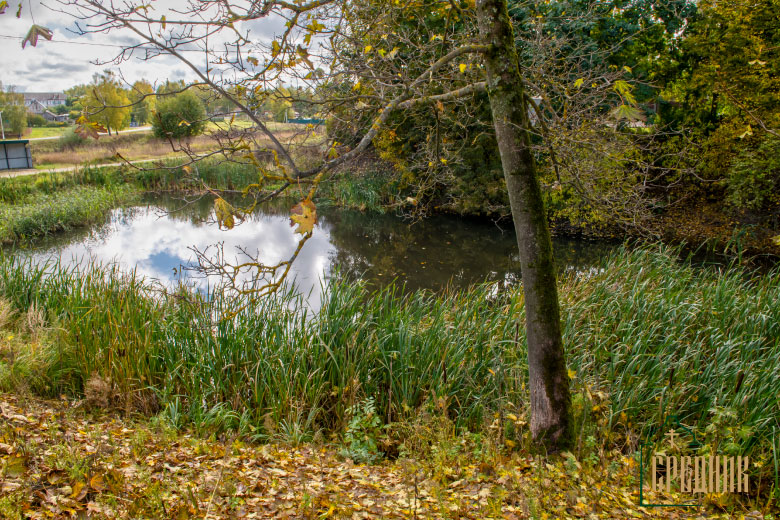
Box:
[0,246,777,473]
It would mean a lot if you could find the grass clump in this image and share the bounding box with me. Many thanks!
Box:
[133,159,259,191]
[0,164,130,204]
[0,159,259,243]
[0,185,136,244]
[317,169,394,213]
[0,246,778,498]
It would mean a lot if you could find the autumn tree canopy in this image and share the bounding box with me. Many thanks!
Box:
[81,71,132,135]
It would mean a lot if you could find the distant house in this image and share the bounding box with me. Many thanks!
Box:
[24,92,67,113]
[24,93,70,123]
[27,101,69,122]
[26,99,50,115]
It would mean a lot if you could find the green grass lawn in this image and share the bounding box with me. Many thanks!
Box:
[26,126,72,139]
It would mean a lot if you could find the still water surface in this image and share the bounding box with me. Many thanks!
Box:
[19,195,618,308]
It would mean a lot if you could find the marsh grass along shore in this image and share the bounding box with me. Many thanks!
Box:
[0,246,778,504]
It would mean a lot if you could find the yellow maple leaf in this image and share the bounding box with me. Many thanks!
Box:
[74,117,107,140]
[71,480,87,500]
[89,473,106,492]
[290,199,317,235]
[214,197,237,230]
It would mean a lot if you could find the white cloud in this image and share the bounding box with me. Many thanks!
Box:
[31,205,337,310]
[0,0,289,92]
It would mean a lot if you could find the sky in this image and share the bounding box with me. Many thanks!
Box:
[0,0,286,93]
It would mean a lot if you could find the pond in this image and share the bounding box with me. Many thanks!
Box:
[15,194,618,309]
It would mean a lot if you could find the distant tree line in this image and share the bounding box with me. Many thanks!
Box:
[0,73,319,140]
[65,73,320,138]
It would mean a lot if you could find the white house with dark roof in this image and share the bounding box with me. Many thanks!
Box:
[23,92,67,113]
[23,92,69,122]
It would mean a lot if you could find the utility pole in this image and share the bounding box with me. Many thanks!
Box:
[0,110,5,140]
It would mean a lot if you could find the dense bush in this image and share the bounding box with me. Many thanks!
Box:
[58,128,86,149]
[26,116,64,128]
[726,136,780,211]
[324,0,780,245]
[152,90,207,139]
[27,114,47,127]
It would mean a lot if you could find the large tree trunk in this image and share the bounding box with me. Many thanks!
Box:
[476,0,572,451]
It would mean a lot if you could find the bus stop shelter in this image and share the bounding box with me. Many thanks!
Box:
[0,140,33,170]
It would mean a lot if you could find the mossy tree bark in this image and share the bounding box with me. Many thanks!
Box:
[476,0,572,452]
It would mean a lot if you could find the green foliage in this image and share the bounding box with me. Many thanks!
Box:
[156,80,186,95]
[725,136,780,210]
[510,0,696,90]
[703,407,752,457]
[328,1,510,216]
[64,84,87,113]
[328,0,681,228]
[51,104,69,115]
[0,159,257,210]
[26,114,47,127]
[326,0,778,234]
[129,80,155,125]
[677,0,779,123]
[340,398,383,464]
[268,98,294,122]
[656,0,780,214]
[0,88,27,136]
[152,90,207,139]
[1,105,26,136]
[0,163,149,244]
